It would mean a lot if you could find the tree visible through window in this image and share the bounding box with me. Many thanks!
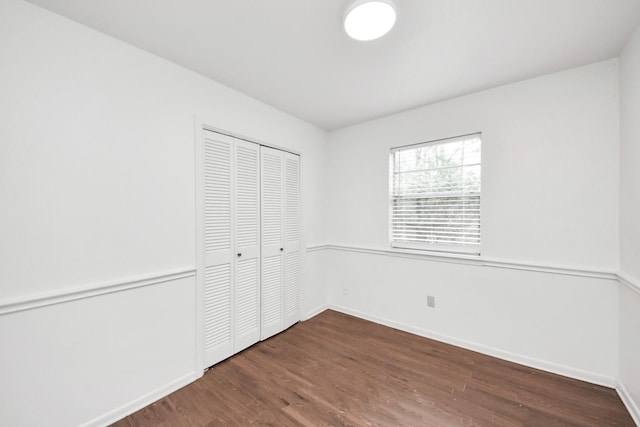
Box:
[390,134,481,254]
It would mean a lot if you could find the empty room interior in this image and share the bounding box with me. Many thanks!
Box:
[2,0,640,425]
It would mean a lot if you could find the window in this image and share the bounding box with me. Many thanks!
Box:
[390,133,481,255]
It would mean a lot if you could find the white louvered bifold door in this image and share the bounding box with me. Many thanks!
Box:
[260,146,285,340]
[233,139,261,353]
[283,153,300,328]
[199,129,300,368]
[201,131,235,367]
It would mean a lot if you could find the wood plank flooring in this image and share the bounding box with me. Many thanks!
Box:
[112,310,634,426]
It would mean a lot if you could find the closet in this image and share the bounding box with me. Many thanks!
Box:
[197,129,300,369]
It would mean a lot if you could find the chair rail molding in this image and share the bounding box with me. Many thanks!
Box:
[618,273,640,295]
[306,243,618,280]
[0,268,196,316]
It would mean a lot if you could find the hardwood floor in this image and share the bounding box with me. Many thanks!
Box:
[112,310,634,426]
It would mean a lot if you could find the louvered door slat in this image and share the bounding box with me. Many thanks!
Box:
[201,131,235,367]
[204,265,232,350]
[261,147,284,340]
[284,250,299,318]
[262,255,283,325]
[204,139,232,253]
[285,155,300,242]
[233,139,261,352]
[235,258,259,347]
[261,150,283,248]
[235,144,259,249]
[284,153,301,328]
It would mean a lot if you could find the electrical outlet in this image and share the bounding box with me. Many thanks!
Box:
[427,295,436,308]
[343,287,349,295]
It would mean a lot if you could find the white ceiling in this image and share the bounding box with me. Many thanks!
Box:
[26,0,640,130]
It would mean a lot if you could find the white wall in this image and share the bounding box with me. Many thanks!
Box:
[619,23,640,423]
[0,276,196,427]
[0,0,326,425]
[324,60,620,385]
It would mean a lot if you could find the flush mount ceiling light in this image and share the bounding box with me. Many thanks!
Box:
[344,0,396,41]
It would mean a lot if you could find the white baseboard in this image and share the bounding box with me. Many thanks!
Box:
[304,304,329,320]
[81,371,201,427]
[329,304,616,388]
[617,380,640,426]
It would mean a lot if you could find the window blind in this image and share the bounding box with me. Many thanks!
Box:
[390,133,481,254]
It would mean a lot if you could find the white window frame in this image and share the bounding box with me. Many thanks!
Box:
[389,133,482,255]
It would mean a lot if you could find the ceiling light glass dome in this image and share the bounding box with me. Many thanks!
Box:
[344,0,396,41]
